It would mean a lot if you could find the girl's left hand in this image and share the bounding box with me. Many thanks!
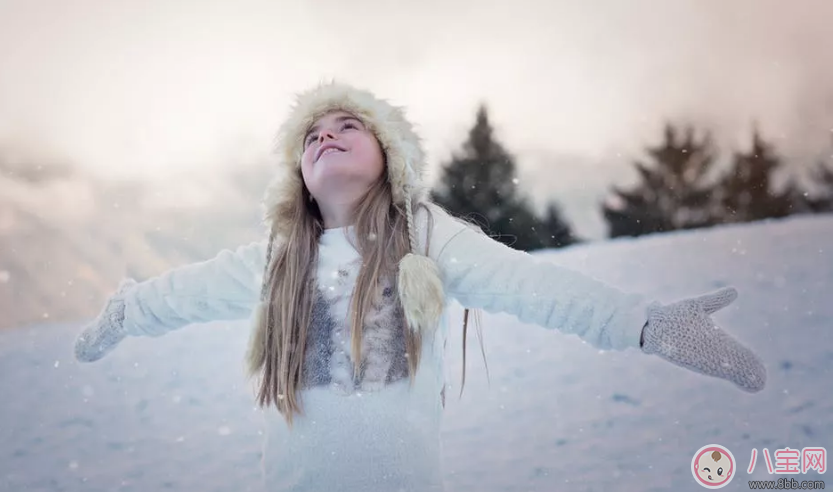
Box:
[640,286,767,393]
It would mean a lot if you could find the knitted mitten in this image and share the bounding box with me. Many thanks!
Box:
[640,287,766,393]
[74,279,137,363]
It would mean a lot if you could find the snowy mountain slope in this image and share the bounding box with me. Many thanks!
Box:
[0,213,830,492]
[0,166,266,330]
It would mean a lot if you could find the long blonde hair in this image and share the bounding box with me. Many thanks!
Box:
[247,169,486,427]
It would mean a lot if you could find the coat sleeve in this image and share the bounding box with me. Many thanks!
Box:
[121,240,269,337]
[417,203,650,351]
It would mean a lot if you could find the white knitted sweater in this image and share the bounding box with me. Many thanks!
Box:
[118,203,650,491]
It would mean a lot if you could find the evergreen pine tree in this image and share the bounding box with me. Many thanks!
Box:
[602,124,718,238]
[805,150,833,213]
[715,129,797,223]
[538,201,578,247]
[431,105,577,250]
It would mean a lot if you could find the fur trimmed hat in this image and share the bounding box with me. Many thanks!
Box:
[255,81,445,336]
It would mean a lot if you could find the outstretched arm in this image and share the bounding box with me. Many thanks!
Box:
[75,240,268,362]
[417,203,766,393]
[419,203,649,351]
[123,240,268,336]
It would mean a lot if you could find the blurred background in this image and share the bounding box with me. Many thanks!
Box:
[2,0,833,330]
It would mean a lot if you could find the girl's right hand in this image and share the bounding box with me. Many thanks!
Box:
[74,279,136,363]
[640,286,766,393]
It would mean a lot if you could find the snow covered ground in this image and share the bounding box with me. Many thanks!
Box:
[1,214,831,492]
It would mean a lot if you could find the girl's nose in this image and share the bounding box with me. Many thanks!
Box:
[318,129,336,143]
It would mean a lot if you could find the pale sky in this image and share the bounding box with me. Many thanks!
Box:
[1,0,832,237]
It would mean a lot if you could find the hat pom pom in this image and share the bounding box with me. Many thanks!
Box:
[398,253,445,335]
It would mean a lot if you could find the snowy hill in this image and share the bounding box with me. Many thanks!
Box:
[0,213,831,492]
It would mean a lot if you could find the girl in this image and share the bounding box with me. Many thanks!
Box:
[74,82,767,491]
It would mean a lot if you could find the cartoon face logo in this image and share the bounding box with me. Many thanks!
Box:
[691,444,735,489]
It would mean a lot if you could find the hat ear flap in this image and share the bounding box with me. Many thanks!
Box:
[397,185,444,335]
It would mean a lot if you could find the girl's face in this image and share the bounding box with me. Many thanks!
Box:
[301,110,386,203]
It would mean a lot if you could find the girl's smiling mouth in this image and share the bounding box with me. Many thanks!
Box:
[315,143,346,162]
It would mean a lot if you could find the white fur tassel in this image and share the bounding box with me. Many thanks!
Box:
[251,300,268,331]
[398,253,445,335]
[245,300,270,375]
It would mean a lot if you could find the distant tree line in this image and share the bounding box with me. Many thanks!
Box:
[601,124,833,238]
[430,105,833,250]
